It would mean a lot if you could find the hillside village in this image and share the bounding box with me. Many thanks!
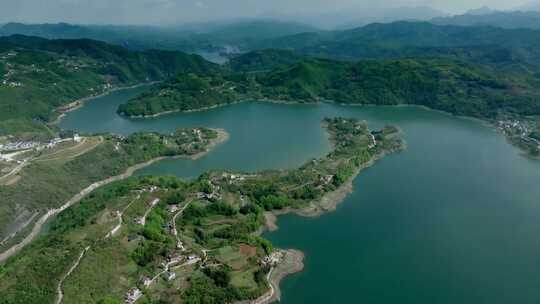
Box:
[497,119,540,156]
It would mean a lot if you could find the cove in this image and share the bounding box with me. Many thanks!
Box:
[60,87,540,303]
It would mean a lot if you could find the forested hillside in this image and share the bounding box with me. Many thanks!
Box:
[253,21,540,76]
[0,35,217,139]
[120,56,540,120]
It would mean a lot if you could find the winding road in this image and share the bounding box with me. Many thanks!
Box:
[55,194,140,304]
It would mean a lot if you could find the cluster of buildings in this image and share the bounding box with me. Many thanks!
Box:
[1,52,22,88]
[0,141,38,152]
[0,51,17,60]
[498,120,540,149]
[1,80,23,87]
[196,181,222,202]
[0,134,82,155]
[124,287,142,304]
[213,172,259,186]
[318,175,334,188]
[498,120,530,137]
[260,251,283,268]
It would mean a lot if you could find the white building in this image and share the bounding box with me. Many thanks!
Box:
[167,205,179,213]
[165,271,176,281]
[141,276,152,287]
[168,253,183,265]
[177,240,185,251]
[149,198,160,207]
[124,288,142,304]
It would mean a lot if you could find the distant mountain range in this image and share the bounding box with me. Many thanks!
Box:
[432,10,540,29]
[0,20,317,52]
[285,6,447,30]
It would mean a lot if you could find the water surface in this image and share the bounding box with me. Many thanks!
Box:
[60,87,540,304]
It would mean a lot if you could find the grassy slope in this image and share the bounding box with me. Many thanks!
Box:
[0,128,218,241]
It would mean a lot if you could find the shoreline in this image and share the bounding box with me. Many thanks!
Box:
[235,249,304,304]
[249,130,406,304]
[0,129,228,264]
[121,96,319,119]
[124,100,248,119]
[256,144,405,236]
[265,249,304,304]
[50,81,159,125]
[122,97,538,158]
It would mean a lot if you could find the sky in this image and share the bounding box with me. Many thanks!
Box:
[0,0,535,26]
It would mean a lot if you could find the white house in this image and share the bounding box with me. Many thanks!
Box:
[124,288,142,304]
[165,271,176,281]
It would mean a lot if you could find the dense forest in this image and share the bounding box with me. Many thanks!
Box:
[120,55,540,122]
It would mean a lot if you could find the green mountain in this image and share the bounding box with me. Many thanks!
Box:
[226,49,306,73]
[261,59,540,118]
[0,35,218,139]
[195,20,316,45]
[120,56,540,121]
[118,73,243,117]
[0,20,317,52]
[253,21,540,75]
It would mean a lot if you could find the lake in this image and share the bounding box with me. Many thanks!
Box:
[60,86,540,304]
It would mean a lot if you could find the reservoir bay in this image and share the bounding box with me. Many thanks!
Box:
[60,86,540,303]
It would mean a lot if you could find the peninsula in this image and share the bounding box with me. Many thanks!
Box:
[0,118,404,304]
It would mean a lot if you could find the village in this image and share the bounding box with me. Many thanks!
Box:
[0,48,113,95]
[497,119,540,153]
[0,133,82,161]
[120,182,285,304]
[0,133,88,186]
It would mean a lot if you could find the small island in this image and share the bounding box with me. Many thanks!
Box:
[0,118,405,304]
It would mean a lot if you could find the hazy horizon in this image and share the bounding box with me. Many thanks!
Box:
[0,0,537,27]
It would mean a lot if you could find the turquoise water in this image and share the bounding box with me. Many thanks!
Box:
[60,87,540,303]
